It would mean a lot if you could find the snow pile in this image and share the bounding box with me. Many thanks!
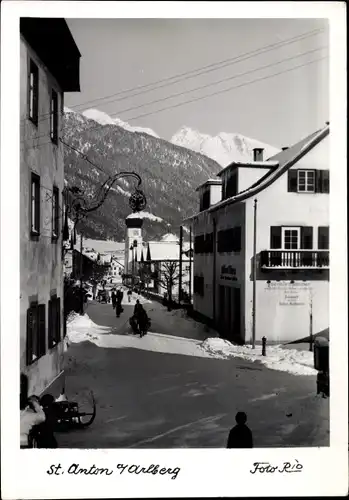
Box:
[66,312,112,344]
[200,338,316,376]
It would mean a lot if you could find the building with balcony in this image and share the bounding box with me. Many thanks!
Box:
[20,18,81,395]
[189,124,329,344]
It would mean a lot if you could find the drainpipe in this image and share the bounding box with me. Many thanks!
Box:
[213,217,217,327]
[252,199,258,349]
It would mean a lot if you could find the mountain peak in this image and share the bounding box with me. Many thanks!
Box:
[171,127,280,167]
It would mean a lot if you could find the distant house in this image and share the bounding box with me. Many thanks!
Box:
[189,125,329,344]
[20,18,81,395]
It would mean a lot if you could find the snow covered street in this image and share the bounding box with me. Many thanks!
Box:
[50,298,330,449]
[67,309,317,376]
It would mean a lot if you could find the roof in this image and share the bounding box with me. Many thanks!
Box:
[185,124,330,220]
[217,160,279,177]
[146,241,190,262]
[196,178,222,191]
[20,18,81,92]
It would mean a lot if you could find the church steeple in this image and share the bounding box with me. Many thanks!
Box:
[124,214,143,274]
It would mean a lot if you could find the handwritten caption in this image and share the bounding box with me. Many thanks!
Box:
[250,460,303,474]
[47,463,180,480]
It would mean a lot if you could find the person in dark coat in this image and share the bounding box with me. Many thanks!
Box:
[227,412,253,448]
[137,307,149,338]
[127,289,132,303]
[111,290,117,310]
[133,299,142,316]
[34,394,58,448]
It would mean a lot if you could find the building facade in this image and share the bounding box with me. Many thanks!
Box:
[191,126,329,344]
[20,19,81,394]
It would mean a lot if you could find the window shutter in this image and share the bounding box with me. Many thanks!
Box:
[56,297,61,344]
[235,227,242,252]
[321,170,329,193]
[26,308,34,365]
[315,170,323,193]
[318,226,329,249]
[38,304,46,357]
[270,226,282,249]
[288,170,298,192]
[35,181,40,233]
[301,226,313,249]
[48,299,53,348]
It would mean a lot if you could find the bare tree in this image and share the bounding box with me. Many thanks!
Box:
[138,264,152,296]
[158,261,180,310]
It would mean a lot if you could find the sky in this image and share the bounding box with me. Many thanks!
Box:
[65,18,329,148]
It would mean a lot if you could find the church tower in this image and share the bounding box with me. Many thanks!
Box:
[124,214,143,274]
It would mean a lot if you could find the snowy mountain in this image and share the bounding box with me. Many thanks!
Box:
[63,109,221,241]
[171,126,280,167]
[72,108,160,139]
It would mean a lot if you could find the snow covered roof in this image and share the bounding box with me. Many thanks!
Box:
[217,160,279,177]
[196,178,222,191]
[146,241,190,262]
[126,211,163,222]
[185,124,330,220]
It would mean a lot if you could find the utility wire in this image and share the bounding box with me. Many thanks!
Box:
[109,46,327,118]
[21,48,328,146]
[23,27,325,125]
[125,56,327,123]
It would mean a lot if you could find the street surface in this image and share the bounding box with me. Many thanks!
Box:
[54,294,329,448]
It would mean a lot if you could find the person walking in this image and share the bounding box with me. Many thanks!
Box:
[227,412,253,448]
[111,289,117,310]
[138,306,150,338]
[115,288,124,318]
[127,289,132,303]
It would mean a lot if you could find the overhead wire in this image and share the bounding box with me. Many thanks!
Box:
[21,47,328,146]
[22,27,325,125]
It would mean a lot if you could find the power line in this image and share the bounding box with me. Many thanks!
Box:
[109,46,327,118]
[23,27,325,125]
[21,48,328,146]
[125,56,327,123]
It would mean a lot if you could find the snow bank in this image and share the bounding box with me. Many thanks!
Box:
[66,312,112,345]
[200,338,316,376]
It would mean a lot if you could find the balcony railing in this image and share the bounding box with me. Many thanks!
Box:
[260,250,329,269]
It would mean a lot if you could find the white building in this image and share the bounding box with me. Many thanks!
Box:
[190,125,329,344]
[20,18,81,394]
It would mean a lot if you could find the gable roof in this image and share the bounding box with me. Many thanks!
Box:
[146,241,190,262]
[185,124,329,220]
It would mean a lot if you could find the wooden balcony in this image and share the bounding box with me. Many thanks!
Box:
[260,250,329,269]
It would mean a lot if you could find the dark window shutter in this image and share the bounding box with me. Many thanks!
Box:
[38,304,46,357]
[26,308,34,365]
[56,297,61,343]
[318,226,329,249]
[321,170,329,193]
[301,226,313,249]
[288,170,298,192]
[315,170,323,193]
[48,299,53,348]
[270,226,282,249]
[35,180,40,233]
[234,227,242,252]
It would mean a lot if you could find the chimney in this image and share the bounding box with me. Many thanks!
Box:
[282,147,289,151]
[253,148,264,162]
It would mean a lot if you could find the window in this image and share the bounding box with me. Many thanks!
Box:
[297,170,315,192]
[217,227,241,253]
[26,303,46,364]
[28,59,39,125]
[270,226,313,250]
[200,189,210,211]
[318,226,329,249]
[50,89,58,143]
[225,170,238,199]
[48,296,61,348]
[31,173,40,236]
[282,227,300,249]
[52,187,59,240]
[288,169,329,193]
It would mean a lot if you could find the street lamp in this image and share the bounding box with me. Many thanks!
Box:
[63,171,146,313]
[130,244,135,287]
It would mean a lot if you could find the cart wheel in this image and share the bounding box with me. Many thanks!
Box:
[76,391,96,427]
